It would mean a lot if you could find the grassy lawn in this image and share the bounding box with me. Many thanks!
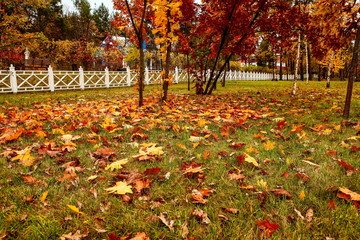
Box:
[0,81,359,239]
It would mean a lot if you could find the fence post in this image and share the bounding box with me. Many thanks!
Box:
[174,67,179,84]
[127,66,131,86]
[9,64,17,93]
[145,67,149,85]
[105,67,110,88]
[79,66,85,90]
[48,65,55,92]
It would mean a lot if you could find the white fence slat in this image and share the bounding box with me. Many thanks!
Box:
[1,65,304,93]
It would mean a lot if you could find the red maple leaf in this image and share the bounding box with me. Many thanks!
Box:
[256,219,280,238]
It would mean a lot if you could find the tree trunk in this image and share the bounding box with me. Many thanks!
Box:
[162,10,172,102]
[307,43,312,80]
[326,50,334,88]
[292,34,301,95]
[187,54,190,91]
[305,42,309,84]
[343,25,360,118]
[138,42,145,107]
[300,54,304,81]
[279,53,283,81]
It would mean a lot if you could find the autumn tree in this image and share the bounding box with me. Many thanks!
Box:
[152,0,182,102]
[0,0,46,68]
[189,0,304,95]
[113,0,153,106]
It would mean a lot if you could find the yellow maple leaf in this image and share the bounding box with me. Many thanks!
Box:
[245,145,258,154]
[176,143,187,150]
[67,204,84,214]
[198,119,209,127]
[146,145,164,156]
[40,191,48,202]
[105,159,129,171]
[244,153,259,167]
[105,181,133,195]
[263,141,275,151]
[299,190,306,201]
[11,147,35,166]
[52,128,65,135]
[189,136,204,143]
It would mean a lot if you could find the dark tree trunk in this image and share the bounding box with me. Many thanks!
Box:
[343,25,360,118]
[280,53,283,81]
[307,44,312,80]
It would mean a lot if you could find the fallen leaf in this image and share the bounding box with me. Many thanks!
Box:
[60,228,89,240]
[134,179,153,193]
[328,200,336,210]
[256,219,280,238]
[39,191,48,202]
[158,212,175,232]
[105,158,129,171]
[270,188,292,199]
[130,232,150,240]
[181,222,189,239]
[295,173,310,183]
[221,208,239,214]
[67,205,84,215]
[263,141,275,151]
[305,208,313,222]
[192,209,211,224]
[189,136,204,143]
[299,190,306,201]
[105,181,133,195]
[244,153,259,167]
[337,187,360,204]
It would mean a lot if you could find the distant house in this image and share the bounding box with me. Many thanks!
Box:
[20,48,50,70]
[97,36,128,70]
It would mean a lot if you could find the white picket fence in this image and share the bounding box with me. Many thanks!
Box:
[0,65,298,94]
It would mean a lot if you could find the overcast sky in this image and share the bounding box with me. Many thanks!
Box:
[62,0,202,13]
[62,0,115,13]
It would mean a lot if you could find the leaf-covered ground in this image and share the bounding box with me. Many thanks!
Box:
[0,81,359,240]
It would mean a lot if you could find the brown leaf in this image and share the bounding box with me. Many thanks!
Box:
[203,150,211,160]
[270,188,292,199]
[228,173,246,181]
[143,167,161,175]
[337,187,360,207]
[295,173,310,183]
[158,212,175,232]
[134,179,153,193]
[181,222,189,239]
[130,232,150,240]
[305,208,314,222]
[192,209,211,224]
[60,228,89,240]
[191,189,209,204]
[221,207,239,214]
[326,149,338,156]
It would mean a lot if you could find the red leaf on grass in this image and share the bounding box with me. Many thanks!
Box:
[270,188,292,199]
[236,154,245,165]
[337,159,356,171]
[328,200,336,210]
[229,142,246,148]
[337,187,360,208]
[256,219,280,238]
[143,167,161,175]
[280,171,289,178]
[295,173,310,183]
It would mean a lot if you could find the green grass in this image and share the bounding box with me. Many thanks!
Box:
[0,80,359,240]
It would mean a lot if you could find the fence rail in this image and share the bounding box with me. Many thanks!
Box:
[0,65,300,94]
